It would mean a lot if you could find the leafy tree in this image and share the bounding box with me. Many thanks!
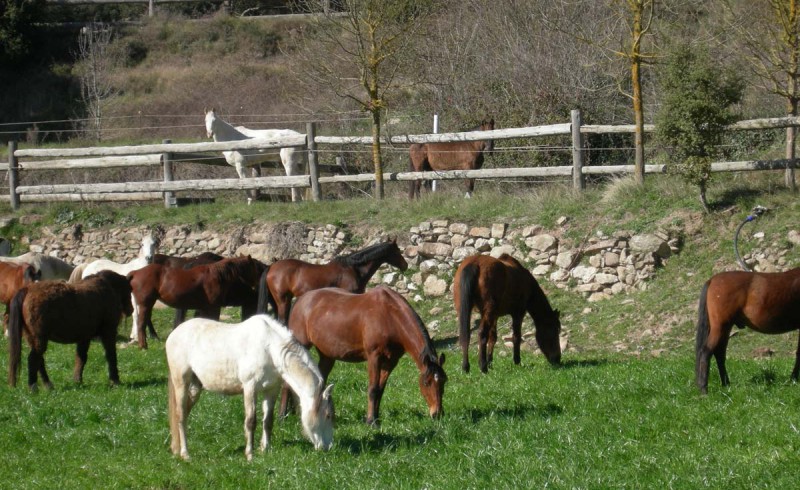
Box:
[291,0,436,199]
[0,0,45,65]
[655,44,744,212]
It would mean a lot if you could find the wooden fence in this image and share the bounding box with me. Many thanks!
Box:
[4,110,799,209]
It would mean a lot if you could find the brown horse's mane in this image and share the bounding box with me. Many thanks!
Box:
[402,294,439,365]
[332,241,396,267]
[207,257,254,283]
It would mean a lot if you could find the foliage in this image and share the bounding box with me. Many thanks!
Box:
[0,0,45,65]
[654,44,745,211]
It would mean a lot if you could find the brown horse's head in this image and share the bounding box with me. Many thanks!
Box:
[240,255,268,288]
[94,270,134,317]
[419,353,447,419]
[386,238,409,272]
[480,117,495,153]
[535,309,562,365]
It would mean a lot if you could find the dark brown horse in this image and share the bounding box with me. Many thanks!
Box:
[257,239,408,323]
[8,270,133,390]
[454,254,562,374]
[695,268,800,394]
[285,285,446,425]
[127,255,267,349]
[408,118,495,199]
[0,262,41,333]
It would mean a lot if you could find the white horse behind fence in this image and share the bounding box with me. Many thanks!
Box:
[204,109,307,202]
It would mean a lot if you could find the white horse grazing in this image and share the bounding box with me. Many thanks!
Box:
[204,109,307,202]
[166,314,334,461]
[79,233,159,342]
[0,252,75,281]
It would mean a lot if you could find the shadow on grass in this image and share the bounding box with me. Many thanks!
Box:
[556,358,612,370]
[335,428,439,455]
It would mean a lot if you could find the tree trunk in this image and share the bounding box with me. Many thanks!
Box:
[631,2,645,185]
[370,108,384,199]
[787,0,798,191]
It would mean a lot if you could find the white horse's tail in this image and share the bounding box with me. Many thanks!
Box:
[68,263,87,283]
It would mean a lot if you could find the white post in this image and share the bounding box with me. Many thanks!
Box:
[431,113,439,192]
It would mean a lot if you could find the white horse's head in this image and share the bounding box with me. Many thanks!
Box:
[140,234,159,263]
[204,108,217,139]
[302,384,335,451]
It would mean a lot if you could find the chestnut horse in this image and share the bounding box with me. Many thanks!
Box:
[0,262,41,333]
[695,268,800,394]
[127,255,267,349]
[408,118,495,199]
[285,286,446,425]
[454,254,562,374]
[7,270,133,390]
[257,239,408,323]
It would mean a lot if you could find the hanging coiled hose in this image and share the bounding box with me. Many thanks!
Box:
[733,205,768,272]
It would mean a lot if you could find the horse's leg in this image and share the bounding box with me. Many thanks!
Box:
[713,331,732,388]
[464,178,475,199]
[172,374,192,460]
[261,387,280,452]
[511,314,524,366]
[373,356,399,426]
[100,331,120,385]
[477,311,496,374]
[73,340,90,384]
[243,386,257,461]
[365,355,384,426]
[27,349,42,391]
[792,331,800,382]
[486,318,499,369]
[137,303,155,349]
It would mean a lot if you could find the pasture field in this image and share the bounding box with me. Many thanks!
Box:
[0,173,798,488]
[1,305,800,489]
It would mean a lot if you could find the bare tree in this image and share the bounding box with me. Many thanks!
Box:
[76,23,119,141]
[291,0,435,199]
[724,0,798,190]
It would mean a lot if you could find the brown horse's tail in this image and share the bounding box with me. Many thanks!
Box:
[167,372,180,455]
[695,281,711,365]
[8,287,28,387]
[457,262,479,370]
[256,268,273,314]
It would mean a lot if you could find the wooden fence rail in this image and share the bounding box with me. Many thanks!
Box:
[5,112,799,209]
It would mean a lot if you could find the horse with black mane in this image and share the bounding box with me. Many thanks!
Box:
[257,239,407,323]
[127,255,267,349]
[695,267,800,394]
[454,254,562,373]
[408,118,495,199]
[8,270,133,390]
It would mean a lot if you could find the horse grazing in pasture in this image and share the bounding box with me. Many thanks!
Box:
[695,268,800,394]
[285,286,446,425]
[127,255,267,349]
[204,108,307,202]
[408,118,495,199]
[0,262,41,334]
[454,254,562,374]
[257,239,408,324]
[0,252,75,281]
[166,314,334,461]
[7,270,133,390]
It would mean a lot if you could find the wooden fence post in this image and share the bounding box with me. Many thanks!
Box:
[571,109,585,191]
[8,141,20,210]
[307,122,321,201]
[162,139,176,208]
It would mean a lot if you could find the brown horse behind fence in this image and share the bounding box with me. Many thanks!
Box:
[285,286,446,425]
[7,270,133,390]
[0,262,41,333]
[257,239,408,323]
[695,267,800,394]
[408,118,495,199]
[454,254,562,374]
[127,255,267,349]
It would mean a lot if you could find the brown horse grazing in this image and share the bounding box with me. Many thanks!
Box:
[285,286,446,425]
[7,270,133,390]
[408,118,495,200]
[695,268,800,394]
[127,255,267,349]
[0,262,41,333]
[257,239,408,323]
[454,254,562,374]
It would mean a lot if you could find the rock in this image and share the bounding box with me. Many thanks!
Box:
[469,226,492,238]
[423,275,448,297]
[526,234,558,252]
[555,251,577,269]
[490,244,515,258]
[629,234,671,258]
[491,223,507,239]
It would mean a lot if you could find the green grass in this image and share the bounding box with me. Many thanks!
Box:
[0,171,798,488]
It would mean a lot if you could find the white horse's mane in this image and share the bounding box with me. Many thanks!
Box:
[258,315,325,397]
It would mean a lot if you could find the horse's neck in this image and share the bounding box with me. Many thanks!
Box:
[275,342,323,401]
[213,119,248,142]
[352,260,385,289]
[527,279,555,319]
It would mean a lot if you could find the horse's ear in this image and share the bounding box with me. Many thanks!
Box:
[439,353,446,366]
[323,383,334,400]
